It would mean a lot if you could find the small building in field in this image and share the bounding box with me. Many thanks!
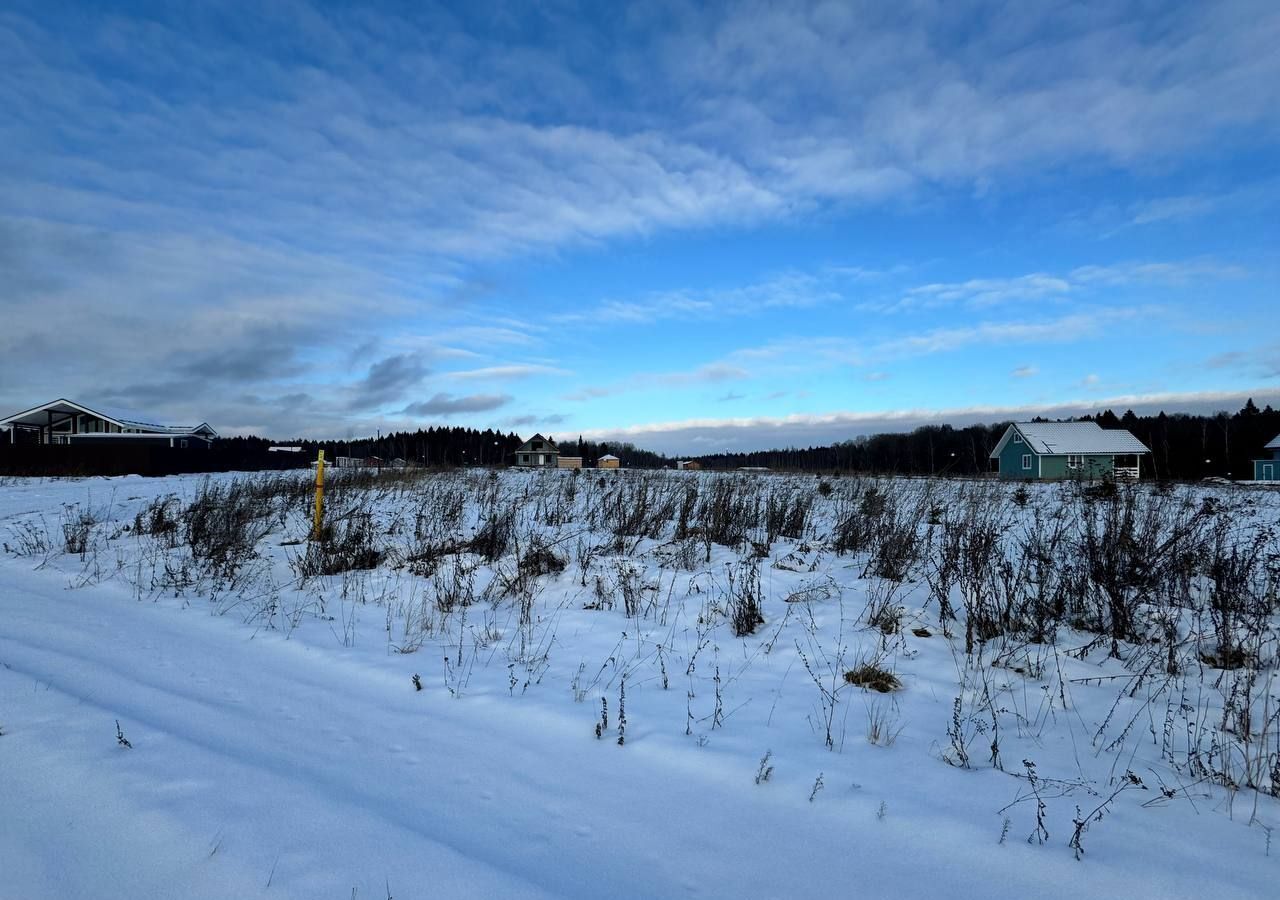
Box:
[596,454,620,469]
[0,398,217,448]
[557,456,583,469]
[990,421,1150,480]
[676,460,702,470]
[1255,435,1280,482]
[514,434,560,468]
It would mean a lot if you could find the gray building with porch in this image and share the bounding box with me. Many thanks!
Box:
[0,399,218,449]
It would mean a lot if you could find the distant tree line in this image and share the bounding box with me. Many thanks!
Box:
[209,429,672,471]
[690,400,1280,481]
[213,428,524,469]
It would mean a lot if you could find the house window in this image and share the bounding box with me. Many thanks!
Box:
[179,439,188,449]
[1013,434,1023,444]
[1022,454,1032,470]
[1067,454,1084,469]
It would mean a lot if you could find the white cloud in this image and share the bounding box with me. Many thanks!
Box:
[658,363,749,386]
[869,259,1241,314]
[1070,260,1247,286]
[448,364,571,381]
[561,270,849,326]
[897,274,1070,310]
[400,393,512,417]
[6,3,1274,278]
[873,312,1130,360]
[1129,194,1220,226]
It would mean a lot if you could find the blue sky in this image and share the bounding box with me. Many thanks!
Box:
[1,0,1277,453]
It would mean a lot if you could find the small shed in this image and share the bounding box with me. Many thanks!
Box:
[1255,435,1280,482]
[596,454,620,469]
[557,456,583,469]
[676,460,702,470]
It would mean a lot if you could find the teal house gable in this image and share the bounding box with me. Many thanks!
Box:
[989,422,1150,481]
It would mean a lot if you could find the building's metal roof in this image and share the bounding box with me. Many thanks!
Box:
[991,421,1150,458]
[1266,434,1280,451]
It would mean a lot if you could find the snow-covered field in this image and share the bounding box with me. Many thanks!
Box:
[2,468,1278,899]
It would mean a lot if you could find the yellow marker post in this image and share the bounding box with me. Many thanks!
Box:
[311,449,325,541]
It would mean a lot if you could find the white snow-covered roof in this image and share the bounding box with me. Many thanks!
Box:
[1267,434,1280,451]
[598,454,619,460]
[990,422,1149,458]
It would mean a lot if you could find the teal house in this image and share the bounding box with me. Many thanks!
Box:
[990,421,1150,481]
[1255,435,1280,482]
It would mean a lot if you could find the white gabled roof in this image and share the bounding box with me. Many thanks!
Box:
[990,421,1150,458]
[1266,434,1280,451]
[598,454,619,460]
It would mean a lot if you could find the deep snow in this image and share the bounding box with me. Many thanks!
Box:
[1,470,1277,899]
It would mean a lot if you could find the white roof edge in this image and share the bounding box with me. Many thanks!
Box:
[988,423,1020,459]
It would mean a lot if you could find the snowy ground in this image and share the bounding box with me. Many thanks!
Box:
[1,469,1278,899]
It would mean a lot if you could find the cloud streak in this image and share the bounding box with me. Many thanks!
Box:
[401,393,512,417]
[448,364,571,381]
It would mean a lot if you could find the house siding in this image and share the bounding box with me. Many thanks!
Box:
[1256,460,1279,482]
[1038,455,1068,478]
[997,434,1037,479]
[1062,454,1114,479]
[999,445,1117,480]
[1036,454,1115,479]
